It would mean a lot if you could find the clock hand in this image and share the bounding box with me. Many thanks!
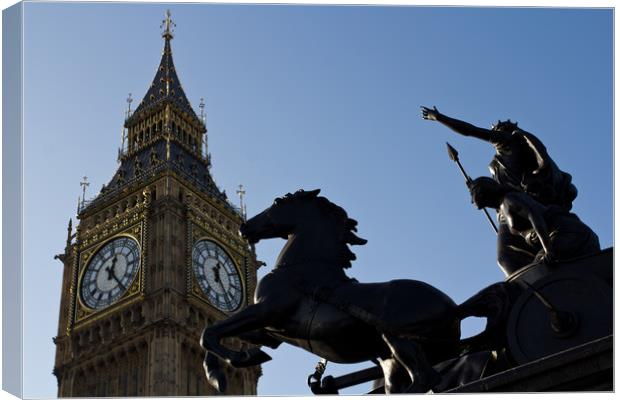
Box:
[105,256,126,291]
[105,255,118,281]
[111,274,127,292]
[216,279,233,309]
[211,262,233,309]
[212,262,222,283]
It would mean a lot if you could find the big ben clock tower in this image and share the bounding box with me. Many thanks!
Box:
[53,11,261,396]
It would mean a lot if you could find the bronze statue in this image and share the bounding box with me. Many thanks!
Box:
[468,177,600,264]
[200,189,506,394]
[421,106,577,274]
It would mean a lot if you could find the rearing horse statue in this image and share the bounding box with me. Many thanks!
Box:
[200,189,505,394]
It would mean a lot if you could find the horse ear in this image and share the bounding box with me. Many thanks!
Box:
[346,218,358,232]
[345,231,368,246]
[307,189,321,197]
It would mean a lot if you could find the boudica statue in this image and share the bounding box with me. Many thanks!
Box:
[200,189,509,394]
[197,108,611,393]
[421,106,578,275]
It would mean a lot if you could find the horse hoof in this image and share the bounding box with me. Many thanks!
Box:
[230,348,272,368]
[204,355,227,393]
[248,348,273,364]
[206,369,227,393]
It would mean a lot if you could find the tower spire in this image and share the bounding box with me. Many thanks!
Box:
[77,12,232,218]
[127,9,200,125]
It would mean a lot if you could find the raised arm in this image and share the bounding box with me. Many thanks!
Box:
[421,106,499,143]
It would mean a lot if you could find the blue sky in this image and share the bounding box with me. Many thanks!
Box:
[20,2,612,397]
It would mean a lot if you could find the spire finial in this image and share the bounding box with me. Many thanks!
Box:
[66,218,73,247]
[236,184,247,219]
[126,93,133,118]
[199,97,206,123]
[161,9,175,39]
[80,176,90,209]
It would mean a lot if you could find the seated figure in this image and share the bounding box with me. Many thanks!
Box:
[468,177,600,266]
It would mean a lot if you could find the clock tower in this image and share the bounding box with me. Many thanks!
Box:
[53,11,261,396]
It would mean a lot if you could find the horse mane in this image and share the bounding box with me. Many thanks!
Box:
[277,189,368,269]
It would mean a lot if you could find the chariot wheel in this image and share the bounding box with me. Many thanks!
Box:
[506,271,612,365]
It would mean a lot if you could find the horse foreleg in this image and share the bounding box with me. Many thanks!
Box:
[203,330,282,393]
[382,333,441,393]
[201,303,274,368]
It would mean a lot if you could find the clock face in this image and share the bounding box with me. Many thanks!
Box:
[80,236,141,310]
[192,240,243,312]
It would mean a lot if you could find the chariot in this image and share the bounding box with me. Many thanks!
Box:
[307,248,613,393]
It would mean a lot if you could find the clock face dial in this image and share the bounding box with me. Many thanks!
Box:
[192,240,243,312]
[80,236,141,310]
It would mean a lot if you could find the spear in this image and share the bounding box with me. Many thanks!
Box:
[446,142,498,234]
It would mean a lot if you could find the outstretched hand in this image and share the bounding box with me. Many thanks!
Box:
[421,106,440,121]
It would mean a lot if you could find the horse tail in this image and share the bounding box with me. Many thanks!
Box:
[455,282,515,354]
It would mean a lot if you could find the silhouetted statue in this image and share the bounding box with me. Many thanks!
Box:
[468,177,600,264]
[200,189,507,394]
[421,106,577,274]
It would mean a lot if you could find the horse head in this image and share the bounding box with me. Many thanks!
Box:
[240,189,322,244]
[240,189,367,268]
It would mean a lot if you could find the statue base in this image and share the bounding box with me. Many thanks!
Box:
[448,335,612,392]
